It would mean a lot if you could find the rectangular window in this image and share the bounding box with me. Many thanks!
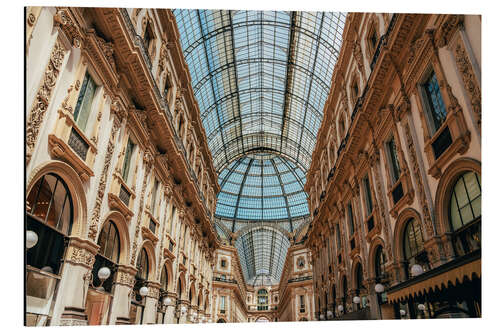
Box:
[169,206,176,234]
[347,203,355,236]
[220,296,226,310]
[422,70,447,134]
[386,137,401,183]
[74,71,97,131]
[151,179,159,216]
[335,224,341,251]
[122,138,135,183]
[300,295,305,309]
[363,176,373,215]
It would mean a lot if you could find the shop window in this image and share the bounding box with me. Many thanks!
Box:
[74,71,97,132]
[26,173,73,275]
[449,172,481,256]
[403,218,428,279]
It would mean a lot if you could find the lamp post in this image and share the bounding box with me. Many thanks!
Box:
[375,283,385,320]
[26,230,38,249]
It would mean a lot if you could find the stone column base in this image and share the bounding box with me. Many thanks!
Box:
[59,307,87,326]
[115,317,130,325]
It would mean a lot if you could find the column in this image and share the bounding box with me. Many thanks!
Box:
[109,265,137,325]
[51,237,99,326]
[142,282,160,324]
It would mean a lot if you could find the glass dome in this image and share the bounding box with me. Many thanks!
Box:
[215,152,309,221]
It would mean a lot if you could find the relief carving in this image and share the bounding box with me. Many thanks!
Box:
[26,40,66,163]
[454,39,481,128]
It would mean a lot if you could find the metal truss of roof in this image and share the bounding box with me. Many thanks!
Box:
[173,9,346,173]
[215,153,309,226]
[235,225,291,284]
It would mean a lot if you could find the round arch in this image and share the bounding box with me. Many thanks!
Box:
[27,160,88,238]
[434,158,481,235]
[350,255,363,288]
[138,239,156,280]
[367,236,385,279]
[255,315,272,322]
[159,259,174,292]
[100,210,131,265]
[393,207,426,264]
[188,281,197,305]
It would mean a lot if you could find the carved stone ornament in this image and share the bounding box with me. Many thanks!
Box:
[26,40,66,163]
[53,9,82,48]
[403,123,433,237]
[65,237,99,269]
[130,160,150,265]
[454,39,481,128]
[435,15,464,48]
[88,117,121,240]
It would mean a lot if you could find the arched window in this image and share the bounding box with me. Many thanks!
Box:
[355,264,363,293]
[130,248,149,324]
[342,276,348,310]
[403,218,427,279]
[91,220,120,292]
[374,246,386,281]
[136,248,149,281]
[26,173,73,275]
[160,265,168,292]
[449,171,481,256]
[450,172,481,230]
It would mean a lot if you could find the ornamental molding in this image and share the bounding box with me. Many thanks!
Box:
[26,39,66,164]
[115,265,138,288]
[88,116,121,240]
[53,8,84,48]
[403,122,434,238]
[65,237,99,269]
[434,15,464,48]
[454,37,481,129]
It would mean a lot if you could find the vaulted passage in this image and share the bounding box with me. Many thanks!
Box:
[173,9,346,285]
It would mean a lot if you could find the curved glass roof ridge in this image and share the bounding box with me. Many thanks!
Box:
[173,9,346,172]
[215,153,309,221]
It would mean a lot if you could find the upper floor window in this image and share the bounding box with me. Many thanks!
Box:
[74,71,97,132]
[335,223,341,251]
[421,70,447,134]
[122,138,136,183]
[386,137,401,183]
[369,29,378,50]
[143,20,155,58]
[220,296,226,310]
[347,202,355,236]
[221,259,227,268]
[363,176,373,215]
[151,178,159,216]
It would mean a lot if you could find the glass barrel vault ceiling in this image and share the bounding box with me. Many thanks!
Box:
[216,153,308,221]
[173,9,346,285]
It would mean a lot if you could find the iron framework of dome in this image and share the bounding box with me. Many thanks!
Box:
[173,9,346,285]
